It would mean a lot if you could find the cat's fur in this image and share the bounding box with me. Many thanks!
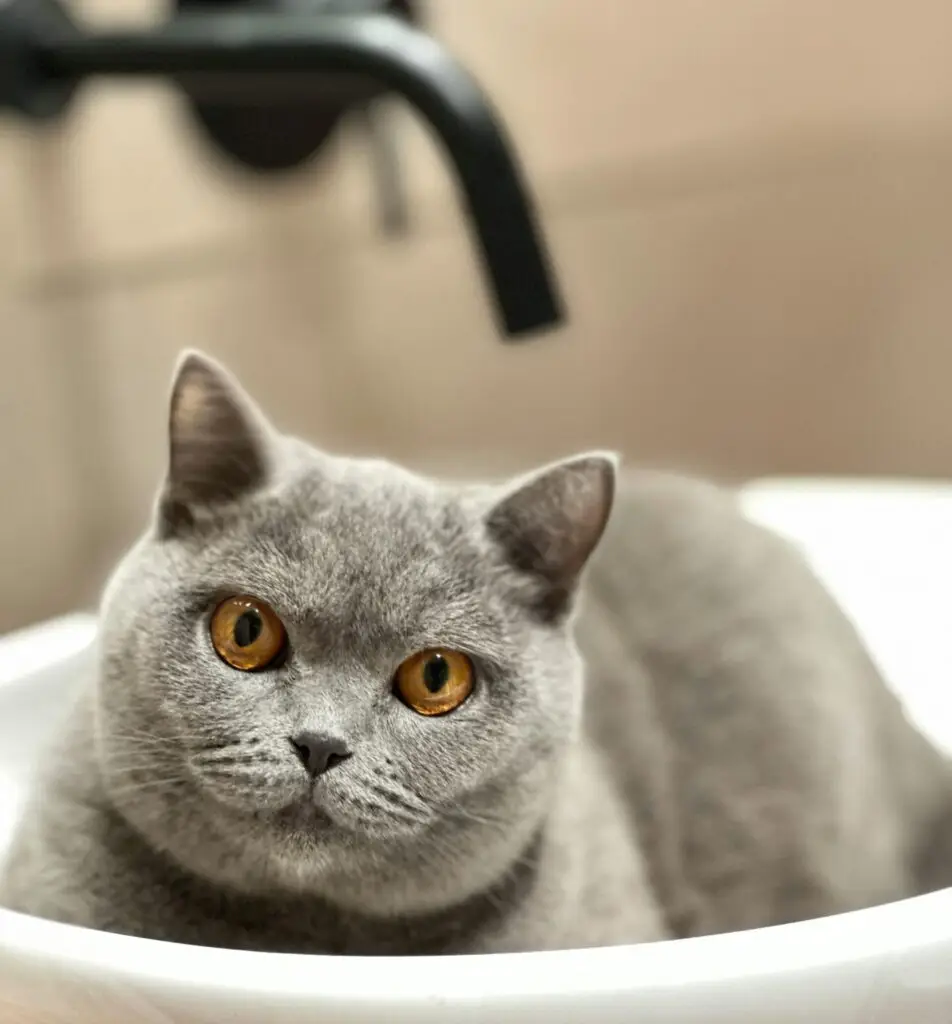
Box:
[2,352,949,954]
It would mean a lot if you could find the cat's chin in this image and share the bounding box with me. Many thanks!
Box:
[268,796,339,834]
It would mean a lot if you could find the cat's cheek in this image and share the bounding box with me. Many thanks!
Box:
[378,704,490,802]
[198,765,306,815]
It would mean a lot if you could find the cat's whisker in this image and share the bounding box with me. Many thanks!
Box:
[365,781,431,818]
[189,754,270,770]
[199,770,284,787]
[190,752,284,770]
[371,805,427,828]
[107,777,191,799]
[103,726,169,740]
[189,737,263,753]
[103,750,181,766]
[443,805,514,832]
[350,793,429,828]
[103,761,181,777]
[105,737,175,752]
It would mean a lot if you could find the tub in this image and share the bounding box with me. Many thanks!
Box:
[1,478,951,1023]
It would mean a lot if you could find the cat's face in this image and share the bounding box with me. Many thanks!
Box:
[96,353,615,916]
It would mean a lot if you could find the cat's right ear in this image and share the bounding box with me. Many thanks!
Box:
[157,351,277,536]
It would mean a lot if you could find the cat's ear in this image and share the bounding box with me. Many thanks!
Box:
[158,351,276,534]
[485,452,618,620]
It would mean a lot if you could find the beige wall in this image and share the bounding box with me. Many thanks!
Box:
[4,0,952,630]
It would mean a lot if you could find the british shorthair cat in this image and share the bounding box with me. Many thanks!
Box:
[2,352,949,953]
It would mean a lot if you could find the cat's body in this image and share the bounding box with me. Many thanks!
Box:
[2,355,949,954]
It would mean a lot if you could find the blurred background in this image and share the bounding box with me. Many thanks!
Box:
[4,0,952,631]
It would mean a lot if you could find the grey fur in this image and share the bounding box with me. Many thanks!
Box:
[2,352,949,954]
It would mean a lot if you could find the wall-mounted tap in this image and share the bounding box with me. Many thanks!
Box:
[0,0,564,339]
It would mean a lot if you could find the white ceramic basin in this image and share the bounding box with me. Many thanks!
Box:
[1,478,952,1023]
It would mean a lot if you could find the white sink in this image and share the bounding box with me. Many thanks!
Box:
[1,478,951,1023]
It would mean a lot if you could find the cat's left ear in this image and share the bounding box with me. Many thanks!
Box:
[158,351,277,535]
[485,452,618,620]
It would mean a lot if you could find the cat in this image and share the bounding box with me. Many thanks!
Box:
[2,351,950,954]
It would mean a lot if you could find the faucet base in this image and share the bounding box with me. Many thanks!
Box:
[174,0,417,174]
[0,0,79,120]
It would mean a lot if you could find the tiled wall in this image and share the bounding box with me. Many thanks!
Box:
[4,0,952,629]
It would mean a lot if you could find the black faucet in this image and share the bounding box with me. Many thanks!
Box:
[0,0,564,339]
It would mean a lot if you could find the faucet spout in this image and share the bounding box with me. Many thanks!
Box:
[35,12,565,338]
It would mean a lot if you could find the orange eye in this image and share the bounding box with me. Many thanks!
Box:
[210,595,287,671]
[394,649,474,716]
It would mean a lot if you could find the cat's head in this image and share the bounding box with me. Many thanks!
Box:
[97,352,616,916]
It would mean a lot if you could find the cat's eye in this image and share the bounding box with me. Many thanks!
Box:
[394,649,474,716]
[210,595,287,671]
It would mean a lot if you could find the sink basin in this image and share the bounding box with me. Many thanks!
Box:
[1,478,951,1023]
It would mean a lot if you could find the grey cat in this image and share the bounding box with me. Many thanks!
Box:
[2,351,950,954]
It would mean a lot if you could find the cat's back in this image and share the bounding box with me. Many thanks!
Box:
[581,468,866,679]
[577,469,875,796]
[579,468,900,782]
[577,470,947,934]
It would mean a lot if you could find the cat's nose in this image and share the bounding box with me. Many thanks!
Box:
[289,732,352,778]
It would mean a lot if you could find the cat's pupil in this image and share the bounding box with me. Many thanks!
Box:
[233,610,263,648]
[422,655,449,693]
